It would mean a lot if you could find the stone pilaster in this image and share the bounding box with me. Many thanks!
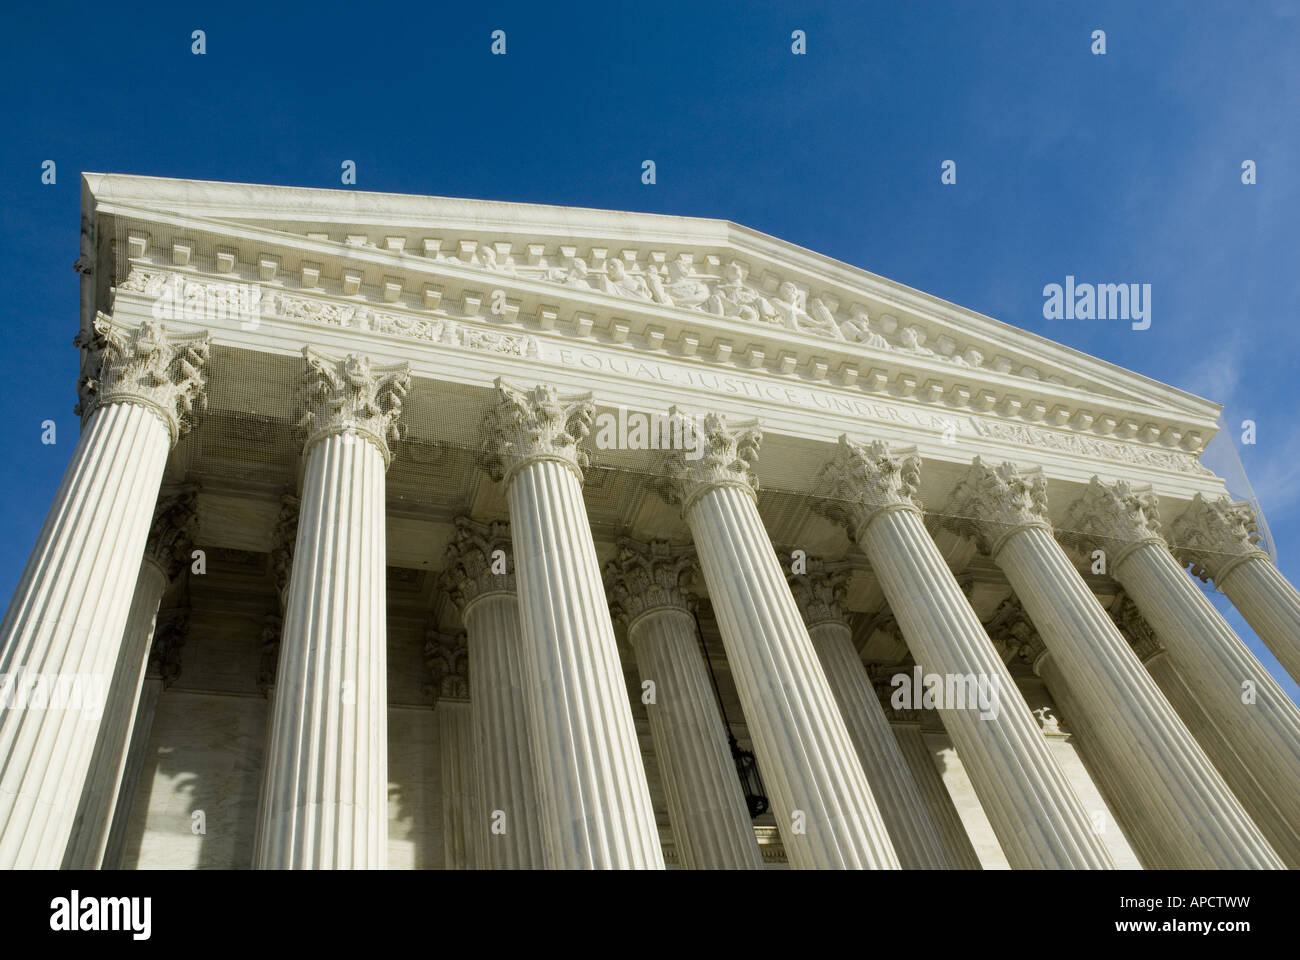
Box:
[662,414,899,870]
[443,516,544,869]
[426,629,479,869]
[787,558,951,869]
[604,538,763,870]
[1171,494,1300,683]
[1065,475,1300,859]
[255,349,408,869]
[946,459,1278,868]
[0,315,209,868]
[818,437,1110,869]
[483,379,662,869]
[63,490,198,869]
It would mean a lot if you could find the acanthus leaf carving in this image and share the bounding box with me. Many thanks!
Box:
[602,538,696,628]
[658,411,761,513]
[443,516,515,614]
[480,379,595,485]
[1061,477,1165,568]
[295,348,411,465]
[816,436,924,540]
[424,629,470,704]
[942,458,1051,557]
[1169,493,1269,585]
[784,555,851,627]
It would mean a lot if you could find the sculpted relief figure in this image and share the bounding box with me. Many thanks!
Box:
[804,296,844,339]
[897,325,935,358]
[602,258,653,301]
[840,310,891,349]
[649,254,711,309]
[704,260,774,323]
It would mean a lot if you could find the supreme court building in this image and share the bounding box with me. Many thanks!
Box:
[1,173,1299,870]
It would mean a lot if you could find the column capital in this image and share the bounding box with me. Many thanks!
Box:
[603,538,697,629]
[269,493,300,611]
[785,555,852,628]
[146,606,190,687]
[443,516,515,615]
[142,488,199,581]
[296,347,410,468]
[424,629,470,704]
[481,378,595,486]
[983,595,1046,669]
[659,411,761,514]
[74,313,211,446]
[1109,594,1164,663]
[942,458,1052,557]
[869,664,921,723]
[1169,493,1270,586]
[816,436,924,539]
[1061,476,1166,570]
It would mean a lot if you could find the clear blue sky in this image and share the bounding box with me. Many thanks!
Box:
[1,1,1297,700]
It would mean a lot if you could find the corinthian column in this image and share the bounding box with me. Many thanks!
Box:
[660,414,898,870]
[603,538,763,870]
[255,349,409,869]
[0,315,209,869]
[1064,476,1300,854]
[443,516,544,869]
[425,630,479,869]
[1113,597,1300,867]
[481,380,661,869]
[1171,494,1300,683]
[63,490,198,869]
[786,558,951,868]
[818,437,1111,869]
[944,459,1278,868]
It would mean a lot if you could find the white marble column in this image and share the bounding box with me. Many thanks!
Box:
[101,607,188,869]
[944,459,1279,868]
[876,692,982,869]
[0,316,209,869]
[818,437,1111,869]
[62,491,197,869]
[426,630,479,869]
[604,538,764,870]
[1172,493,1300,683]
[444,517,544,869]
[660,414,899,870]
[482,380,662,869]
[1065,476,1300,858]
[1112,597,1300,867]
[787,559,952,869]
[254,349,409,869]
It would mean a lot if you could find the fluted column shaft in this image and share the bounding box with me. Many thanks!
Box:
[462,593,544,868]
[1219,557,1300,683]
[997,527,1279,868]
[628,606,763,869]
[0,402,173,868]
[101,674,162,869]
[860,511,1110,868]
[1141,649,1300,866]
[889,720,982,869]
[1112,542,1300,850]
[808,620,951,868]
[255,432,390,869]
[685,487,898,869]
[62,559,169,868]
[506,460,663,868]
[437,699,479,869]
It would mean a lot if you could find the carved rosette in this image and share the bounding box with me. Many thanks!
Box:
[1061,477,1165,570]
[443,516,515,615]
[424,630,470,704]
[295,347,411,467]
[147,607,190,688]
[481,378,595,486]
[1169,493,1269,585]
[269,493,300,609]
[784,556,852,628]
[1109,595,1164,663]
[142,488,199,581]
[258,613,282,694]
[869,664,921,723]
[602,538,697,629]
[942,458,1051,557]
[74,313,211,446]
[983,595,1046,668]
[659,411,762,514]
[816,436,924,540]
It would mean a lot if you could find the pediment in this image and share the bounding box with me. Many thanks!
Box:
[80,174,1223,476]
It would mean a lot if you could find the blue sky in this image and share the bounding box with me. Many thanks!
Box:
[1,1,1297,700]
